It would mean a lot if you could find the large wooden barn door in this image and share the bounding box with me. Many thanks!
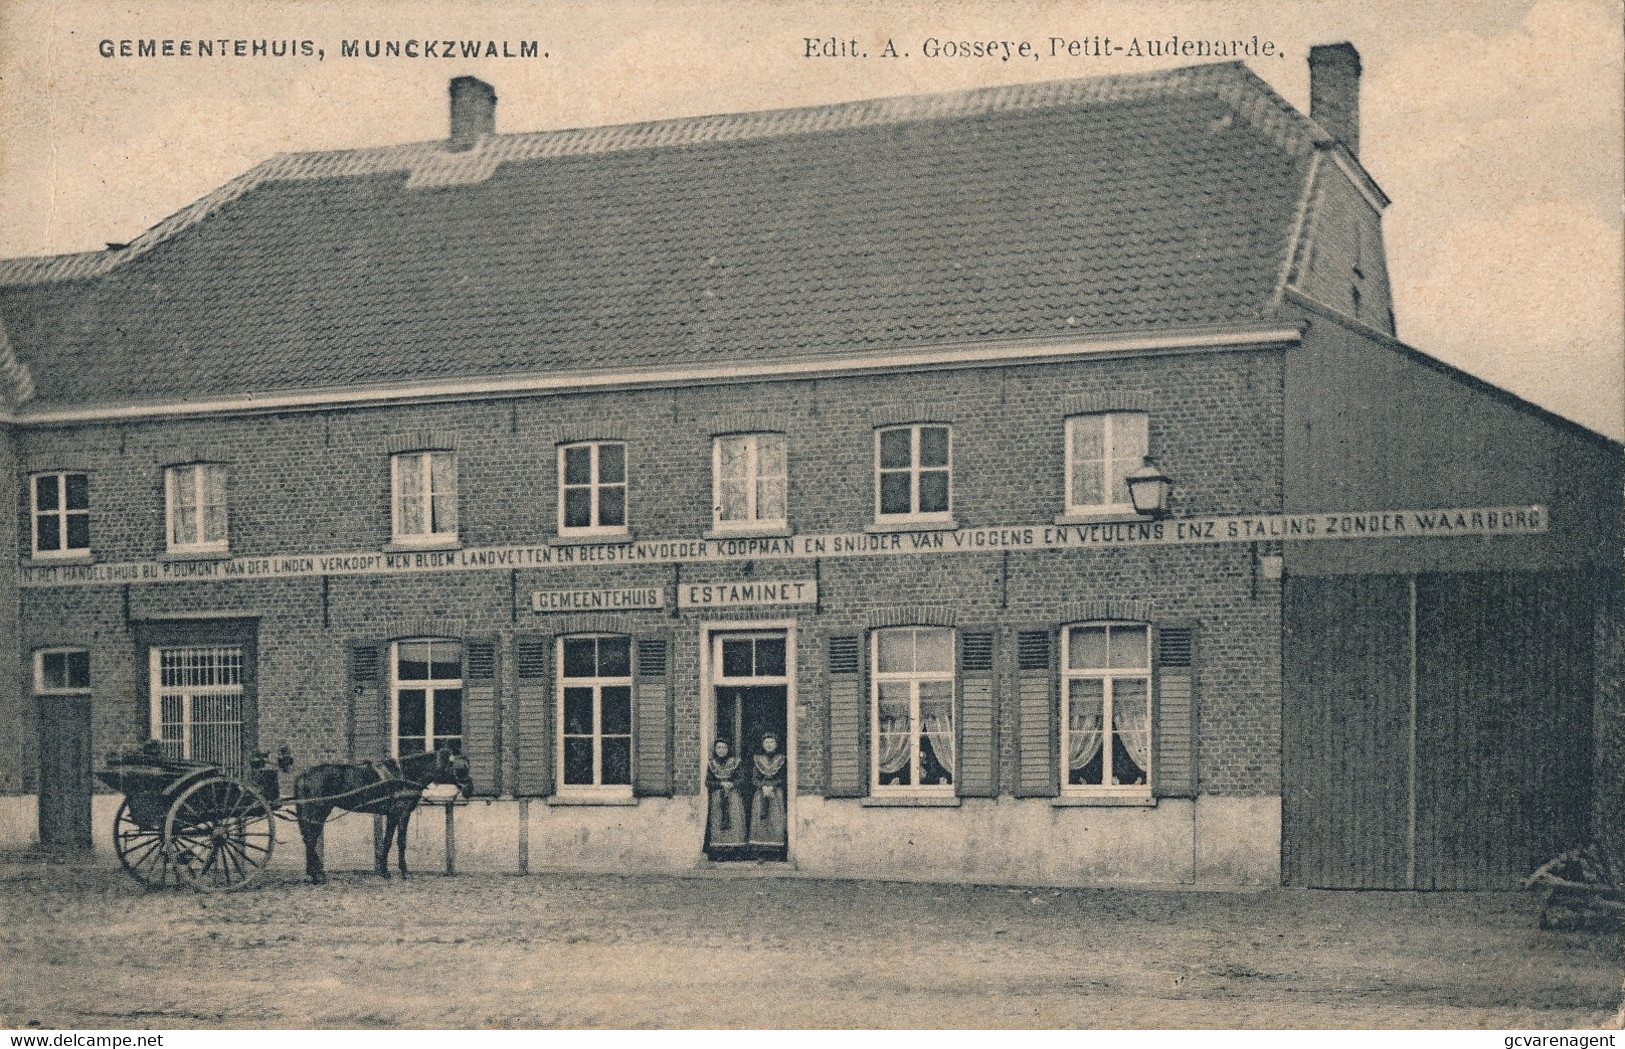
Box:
[1413,572,1592,889]
[1282,575,1411,888]
[1284,570,1595,889]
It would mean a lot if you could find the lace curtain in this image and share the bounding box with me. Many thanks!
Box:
[921,712,954,773]
[1069,703,1103,771]
[1113,684,1150,773]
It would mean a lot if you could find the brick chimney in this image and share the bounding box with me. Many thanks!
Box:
[448,76,496,152]
[1308,43,1361,157]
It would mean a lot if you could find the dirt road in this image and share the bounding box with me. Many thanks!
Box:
[1,857,1618,1028]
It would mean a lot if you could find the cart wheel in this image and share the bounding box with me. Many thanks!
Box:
[113,798,180,889]
[164,776,276,892]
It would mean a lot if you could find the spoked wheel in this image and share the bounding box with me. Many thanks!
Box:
[113,797,181,888]
[163,776,276,892]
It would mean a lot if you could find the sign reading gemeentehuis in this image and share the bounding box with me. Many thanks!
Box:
[16,505,1548,588]
[532,587,665,613]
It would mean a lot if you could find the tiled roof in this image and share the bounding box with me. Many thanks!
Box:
[0,60,1329,412]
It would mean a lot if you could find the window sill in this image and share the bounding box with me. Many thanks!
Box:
[550,530,634,547]
[26,553,95,568]
[1052,794,1156,808]
[703,524,793,540]
[1053,510,1153,526]
[865,519,959,534]
[383,538,461,553]
[158,549,230,563]
[860,795,961,808]
[546,793,639,807]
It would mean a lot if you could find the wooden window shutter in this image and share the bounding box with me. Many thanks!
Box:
[632,632,674,797]
[348,642,387,760]
[1153,626,1198,798]
[462,638,500,797]
[512,634,553,797]
[1013,627,1059,798]
[956,629,998,798]
[824,634,866,798]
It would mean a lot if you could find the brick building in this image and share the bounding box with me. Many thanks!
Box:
[0,45,1618,888]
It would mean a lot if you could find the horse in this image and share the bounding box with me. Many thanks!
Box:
[293,747,474,884]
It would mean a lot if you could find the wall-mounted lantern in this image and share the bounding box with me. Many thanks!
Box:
[1126,457,1174,519]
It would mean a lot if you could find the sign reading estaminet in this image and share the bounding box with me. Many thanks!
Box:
[18,505,1547,588]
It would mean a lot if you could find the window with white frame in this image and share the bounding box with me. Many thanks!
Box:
[31,473,90,558]
[151,645,245,774]
[558,635,633,792]
[875,424,952,523]
[713,433,787,531]
[1062,623,1151,791]
[1065,412,1149,515]
[164,464,228,554]
[559,442,627,535]
[391,450,459,545]
[35,648,90,694]
[872,626,955,791]
[392,639,463,755]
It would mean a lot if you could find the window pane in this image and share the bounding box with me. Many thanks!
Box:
[597,637,631,678]
[879,472,911,515]
[1068,678,1106,785]
[397,642,430,680]
[878,429,911,469]
[398,689,427,737]
[563,446,592,485]
[1069,627,1108,669]
[398,735,428,755]
[756,477,786,522]
[917,471,949,514]
[42,652,67,689]
[876,630,913,673]
[66,513,90,550]
[429,642,461,681]
[563,488,592,529]
[600,686,632,735]
[1072,461,1105,506]
[600,736,632,786]
[431,493,457,534]
[202,465,227,510]
[877,683,912,787]
[35,475,59,511]
[562,639,597,679]
[563,688,594,735]
[563,737,594,785]
[432,688,463,738]
[598,486,626,527]
[429,452,455,495]
[757,435,786,478]
[397,455,424,496]
[918,427,950,468]
[754,637,787,677]
[203,504,228,544]
[717,479,750,522]
[914,628,954,672]
[919,682,954,786]
[722,639,753,678]
[36,514,60,551]
[717,437,748,479]
[1070,417,1104,459]
[597,444,625,484]
[1112,677,1150,785]
[1107,626,1150,670]
[65,651,90,689]
[1115,413,1149,459]
[65,474,89,511]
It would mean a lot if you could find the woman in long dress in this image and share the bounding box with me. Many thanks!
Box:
[704,739,748,856]
[748,732,787,854]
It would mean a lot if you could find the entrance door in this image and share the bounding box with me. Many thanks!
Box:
[708,632,789,861]
[38,697,93,849]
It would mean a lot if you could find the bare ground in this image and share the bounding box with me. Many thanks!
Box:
[0,856,1619,1029]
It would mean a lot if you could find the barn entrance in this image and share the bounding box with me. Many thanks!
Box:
[706,631,790,861]
[37,696,93,849]
[1282,570,1594,889]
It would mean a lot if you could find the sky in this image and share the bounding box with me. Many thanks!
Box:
[1,0,1619,438]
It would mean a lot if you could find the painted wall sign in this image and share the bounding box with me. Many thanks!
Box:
[16,504,1549,588]
[678,579,818,609]
[531,587,665,613]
